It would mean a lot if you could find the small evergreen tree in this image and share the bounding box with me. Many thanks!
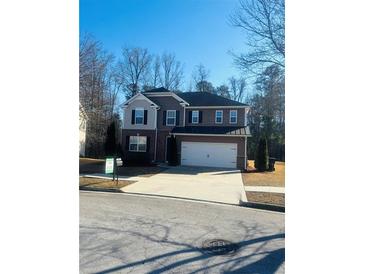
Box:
[104,121,116,156]
[254,137,269,171]
[169,135,178,166]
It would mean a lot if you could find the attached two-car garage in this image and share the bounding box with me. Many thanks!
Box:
[181,141,238,169]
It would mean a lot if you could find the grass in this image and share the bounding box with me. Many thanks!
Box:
[79,177,135,190]
[79,158,105,164]
[246,192,285,207]
[242,160,285,187]
[79,157,166,177]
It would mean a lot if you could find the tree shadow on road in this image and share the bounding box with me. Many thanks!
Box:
[84,220,285,274]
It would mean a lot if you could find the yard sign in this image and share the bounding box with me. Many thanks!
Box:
[105,158,114,174]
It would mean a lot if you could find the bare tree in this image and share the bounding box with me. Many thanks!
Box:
[216,85,230,98]
[192,64,215,92]
[79,34,116,157]
[230,0,285,74]
[151,55,161,88]
[106,65,124,119]
[118,47,152,99]
[192,64,209,86]
[159,52,184,91]
[229,76,246,102]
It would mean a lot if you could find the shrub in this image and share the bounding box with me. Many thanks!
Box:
[168,136,178,166]
[104,121,116,156]
[255,137,269,171]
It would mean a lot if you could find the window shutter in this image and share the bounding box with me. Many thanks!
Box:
[176,111,180,126]
[146,137,150,152]
[163,111,166,125]
[199,111,203,123]
[131,110,135,125]
[144,110,148,125]
[125,136,130,150]
[188,111,192,123]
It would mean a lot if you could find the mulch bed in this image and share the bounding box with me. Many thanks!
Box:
[246,191,285,207]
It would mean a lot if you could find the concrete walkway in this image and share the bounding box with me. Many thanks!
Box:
[244,186,285,194]
[122,166,247,205]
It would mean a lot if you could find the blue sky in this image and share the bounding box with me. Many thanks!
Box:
[80,0,248,89]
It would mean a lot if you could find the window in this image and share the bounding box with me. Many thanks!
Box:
[135,108,144,124]
[192,110,199,124]
[215,110,223,124]
[230,110,237,124]
[166,110,176,126]
[129,136,147,152]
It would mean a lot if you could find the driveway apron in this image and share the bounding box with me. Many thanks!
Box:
[122,166,247,205]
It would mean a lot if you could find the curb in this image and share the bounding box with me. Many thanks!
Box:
[239,201,285,212]
[79,188,285,213]
[79,186,122,193]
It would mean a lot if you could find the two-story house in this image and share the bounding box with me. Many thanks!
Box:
[121,87,251,169]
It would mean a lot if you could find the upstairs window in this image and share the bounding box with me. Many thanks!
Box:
[215,110,223,124]
[230,110,237,124]
[192,110,199,124]
[135,108,144,124]
[129,136,147,152]
[166,110,176,126]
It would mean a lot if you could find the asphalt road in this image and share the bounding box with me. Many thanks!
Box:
[80,191,285,274]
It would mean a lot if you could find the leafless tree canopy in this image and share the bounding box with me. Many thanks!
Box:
[191,64,215,93]
[118,47,152,99]
[159,53,184,91]
[229,76,246,102]
[79,34,122,157]
[192,64,209,86]
[230,0,285,74]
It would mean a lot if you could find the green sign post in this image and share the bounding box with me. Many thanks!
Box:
[105,157,114,174]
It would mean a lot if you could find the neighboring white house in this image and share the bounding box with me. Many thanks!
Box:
[79,103,88,156]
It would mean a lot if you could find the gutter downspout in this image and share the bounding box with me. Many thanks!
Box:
[183,104,186,127]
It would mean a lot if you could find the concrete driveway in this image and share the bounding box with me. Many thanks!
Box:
[122,166,247,205]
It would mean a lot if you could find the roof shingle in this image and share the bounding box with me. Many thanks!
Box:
[171,126,251,136]
[177,92,249,107]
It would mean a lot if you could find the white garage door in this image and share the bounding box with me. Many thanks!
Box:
[181,141,237,168]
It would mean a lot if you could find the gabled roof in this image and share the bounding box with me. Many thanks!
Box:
[178,92,249,107]
[122,92,159,108]
[171,126,251,136]
[142,87,189,106]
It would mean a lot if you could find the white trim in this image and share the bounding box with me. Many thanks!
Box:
[244,136,248,170]
[229,110,238,124]
[186,106,249,109]
[170,133,250,137]
[143,92,190,105]
[166,110,177,126]
[244,108,249,127]
[192,110,199,124]
[215,110,223,124]
[122,93,159,108]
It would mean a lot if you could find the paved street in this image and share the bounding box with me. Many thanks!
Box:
[80,191,285,274]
